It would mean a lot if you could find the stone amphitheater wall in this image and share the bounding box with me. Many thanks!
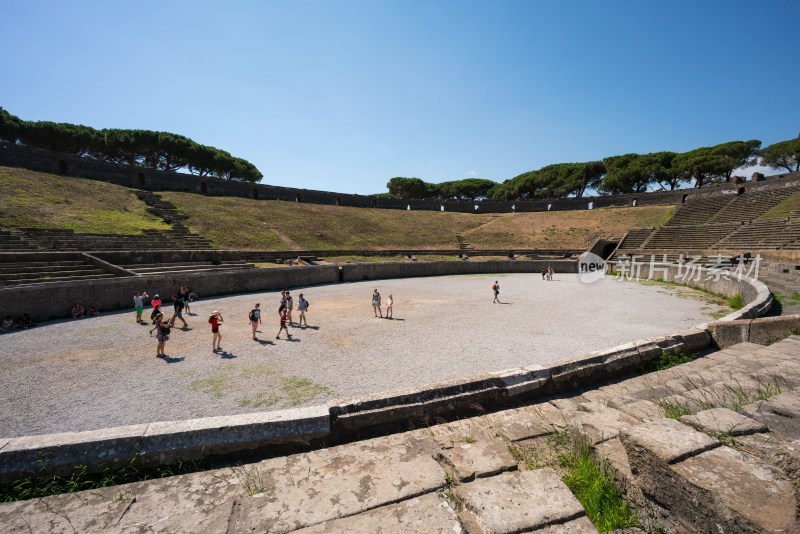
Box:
[2,141,798,213]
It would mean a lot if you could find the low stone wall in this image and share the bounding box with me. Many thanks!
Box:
[341,259,576,282]
[0,263,773,483]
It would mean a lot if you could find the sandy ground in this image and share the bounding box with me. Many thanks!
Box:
[0,273,726,437]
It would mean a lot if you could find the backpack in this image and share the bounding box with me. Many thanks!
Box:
[208,316,214,324]
[160,325,171,337]
[249,310,257,321]
[492,284,497,290]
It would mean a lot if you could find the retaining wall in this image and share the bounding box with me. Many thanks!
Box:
[0,263,773,483]
[3,141,799,213]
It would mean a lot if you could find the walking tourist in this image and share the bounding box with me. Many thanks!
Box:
[276,308,292,340]
[149,312,169,358]
[249,303,262,340]
[372,289,382,317]
[492,281,500,303]
[171,294,189,329]
[133,291,149,323]
[286,291,294,325]
[297,294,309,326]
[547,265,554,281]
[209,311,223,352]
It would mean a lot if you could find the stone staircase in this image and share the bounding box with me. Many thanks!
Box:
[456,234,474,251]
[0,258,118,286]
[4,337,800,532]
[0,229,38,252]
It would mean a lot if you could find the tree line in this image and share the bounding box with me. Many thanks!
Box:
[0,108,262,182]
[388,137,800,200]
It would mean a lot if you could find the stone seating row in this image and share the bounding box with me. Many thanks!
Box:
[121,260,255,276]
[710,185,800,223]
[0,259,118,286]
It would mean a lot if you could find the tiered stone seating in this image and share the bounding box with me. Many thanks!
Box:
[0,229,38,252]
[641,222,740,250]
[121,260,255,275]
[0,259,118,286]
[710,185,800,223]
[664,194,734,226]
[613,227,654,252]
[20,228,212,251]
[714,219,800,250]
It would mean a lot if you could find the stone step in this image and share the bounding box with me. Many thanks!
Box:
[3,273,117,285]
[0,268,108,280]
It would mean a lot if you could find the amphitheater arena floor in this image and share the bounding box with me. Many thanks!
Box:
[0,273,728,438]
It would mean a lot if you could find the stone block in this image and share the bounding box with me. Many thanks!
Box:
[741,392,800,439]
[680,408,767,436]
[293,492,462,533]
[227,434,447,532]
[674,327,713,354]
[535,515,598,533]
[454,469,587,533]
[606,398,663,422]
[748,315,800,346]
[572,402,641,444]
[708,320,751,349]
[620,418,719,467]
[672,446,796,533]
[439,436,517,481]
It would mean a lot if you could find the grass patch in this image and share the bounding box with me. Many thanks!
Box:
[643,350,695,373]
[632,278,736,317]
[658,400,693,420]
[0,456,209,503]
[237,392,281,408]
[188,373,231,399]
[658,376,791,418]
[559,433,640,532]
[727,293,744,310]
[761,191,800,219]
[280,376,331,406]
[0,167,169,234]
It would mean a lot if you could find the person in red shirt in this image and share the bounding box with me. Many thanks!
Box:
[276,309,292,340]
[209,310,223,352]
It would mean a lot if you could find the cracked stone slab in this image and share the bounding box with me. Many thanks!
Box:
[227,433,446,533]
[607,399,663,422]
[454,468,586,533]
[672,446,796,533]
[439,436,517,481]
[620,418,719,466]
[680,408,767,437]
[293,492,462,533]
[572,402,641,444]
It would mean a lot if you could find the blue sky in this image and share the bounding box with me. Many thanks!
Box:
[2,0,798,195]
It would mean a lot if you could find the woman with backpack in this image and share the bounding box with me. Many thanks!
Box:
[249,303,261,340]
[209,311,223,352]
[149,312,169,358]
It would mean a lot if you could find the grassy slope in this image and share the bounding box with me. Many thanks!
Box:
[465,206,674,249]
[761,191,800,219]
[0,167,169,234]
[0,167,676,249]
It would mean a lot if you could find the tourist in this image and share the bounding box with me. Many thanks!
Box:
[171,294,189,330]
[492,281,500,303]
[133,291,149,323]
[541,268,547,280]
[87,306,100,317]
[1,315,17,331]
[209,311,223,352]
[372,289,382,317]
[279,291,288,314]
[71,303,86,318]
[547,265,554,281]
[149,312,169,358]
[276,308,292,340]
[17,313,33,329]
[150,294,162,324]
[249,303,261,340]
[286,291,294,325]
[179,286,191,314]
[297,293,309,327]
[385,294,394,319]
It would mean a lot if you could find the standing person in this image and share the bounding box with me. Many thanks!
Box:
[492,281,500,303]
[249,303,262,340]
[209,311,223,352]
[149,312,169,358]
[541,268,547,280]
[276,308,292,340]
[547,265,554,281]
[297,293,309,327]
[385,294,394,319]
[171,294,189,330]
[279,291,288,314]
[286,291,294,325]
[150,294,162,323]
[372,289,382,317]
[133,291,149,323]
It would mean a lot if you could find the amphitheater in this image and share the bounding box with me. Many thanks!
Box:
[2,145,800,533]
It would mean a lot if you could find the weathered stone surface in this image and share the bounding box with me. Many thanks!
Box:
[439,437,517,481]
[680,407,767,437]
[741,392,800,439]
[454,469,586,533]
[672,446,796,533]
[572,402,641,444]
[227,434,446,533]
[607,398,663,422]
[749,316,800,346]
[708,320,751,349]
[620,418,719,466]
[293,492,462,533]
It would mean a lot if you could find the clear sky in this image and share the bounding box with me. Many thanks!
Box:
[2,0,798,195]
